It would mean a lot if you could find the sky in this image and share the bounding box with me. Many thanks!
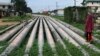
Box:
[0,0,83,12]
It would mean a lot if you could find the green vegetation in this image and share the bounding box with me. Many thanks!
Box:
[29,39,38,56]
[8,30,31,56]
[56,42,69,56]
[82,45,100,56]
[0,25,9,31]
[64,7,87,23]
[52,16,64,21]
[53,16,100,56]
[43,40,54,56]
[2,15,32,22]
[8,37,28,56]
[0,41,9,53]
[11,0,32,16]
[63,39,83,56]
[8,45,25,56]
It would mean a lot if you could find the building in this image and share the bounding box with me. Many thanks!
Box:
[0,3,14,18]
[55,9,64,16]
[50,9,64,16]
[82,0,100,13]
[82,0,100,28]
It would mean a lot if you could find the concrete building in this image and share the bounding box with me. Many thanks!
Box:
[82,0,100,28]
[55,9,64,16]
[50,9,64,16]
[82,0,100,13]
[0,3,14,18]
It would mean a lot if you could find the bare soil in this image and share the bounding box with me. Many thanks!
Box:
[0,19,19,26]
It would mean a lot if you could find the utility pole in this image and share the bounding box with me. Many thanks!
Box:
[74,0,76,6]
[48,5,50,11]
[56,2,58,9]
[73,0,79,22]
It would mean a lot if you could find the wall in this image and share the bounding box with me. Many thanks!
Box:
[57,10,64,16]
[85,2,100,13]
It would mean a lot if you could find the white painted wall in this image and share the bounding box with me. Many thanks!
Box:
[0,5,9,10]
[85,2,100,13]
[57,9,64,16]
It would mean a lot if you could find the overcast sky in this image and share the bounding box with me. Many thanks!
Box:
[0,0,83,12]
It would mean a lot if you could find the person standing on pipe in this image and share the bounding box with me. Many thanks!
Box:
[85,7,94,43]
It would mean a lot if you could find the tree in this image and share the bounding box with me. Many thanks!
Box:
[11,0,16,3]
[11,0,32,15]
[26,7,32,13]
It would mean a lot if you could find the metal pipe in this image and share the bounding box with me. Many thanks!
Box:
[47,18,89,56]
[48,18,79,46]
[8,26,24,43]
[43,18,58,56]
[24,18,39,56]
[50,17,100,53]
[57,19,100,43]
[45,18,72,56]
[0,18,37,56]
[0,23,26,41]
[50,17,88,45]
[0,23,20,34]
[38,18,44,56]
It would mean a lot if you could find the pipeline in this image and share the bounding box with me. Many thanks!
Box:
[0,23,26,41]
[49,17,100,53]
[0,18,37,56]
[45,18,72,56]
[8,26,25,43]
[38,18,44,56]
[57,19,100,43]
[43,18,58,56]
[0,23,20,35]
[47,18,90,56]
[24,18,39,56]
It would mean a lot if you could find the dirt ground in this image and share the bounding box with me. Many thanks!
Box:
[0,19,19,26]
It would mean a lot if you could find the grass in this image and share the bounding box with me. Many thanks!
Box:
[56,42,68,56]
[29,39,38,56]
[8,28,32,56]
[63,39,83,56]
[2,15,32,22]
[43,40,54,56]
[52,16,64,21]
[8,37,28,56]
[0,25,9,31]
[82,45,100,56]
[53,16,100,56]
[93,30,100,40]
[0,41,9,54]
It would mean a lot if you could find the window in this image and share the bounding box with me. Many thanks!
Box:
[2,5,5,8]
[92,2,94,4]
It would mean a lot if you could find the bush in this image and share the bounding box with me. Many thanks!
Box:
[2,15,32,22]
[64,6,88,23]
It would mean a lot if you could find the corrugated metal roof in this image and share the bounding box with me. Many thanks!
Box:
[0,3,13,6]
[85,0,100,2]
[82,0,100,5]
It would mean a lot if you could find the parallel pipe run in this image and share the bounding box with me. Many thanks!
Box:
[0,23,20,35]
[0,22,26,41]
[38,18,44,56]
[48,18,89,56]
[50,17,88,45]
[8,27,25,43]
[50,17,100,53]
[57,19,84,35]
[0,19,37,56]
[43,19,58,56]
[24,18,39,56]
[57,19,100,43]
[45,18,72,56]
[48,19,79,46]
